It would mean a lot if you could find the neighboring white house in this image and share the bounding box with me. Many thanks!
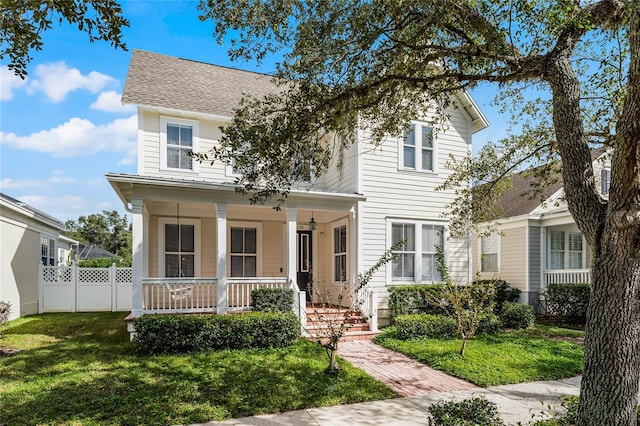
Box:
[473,150,611,308]
[108,50,489,327]
[0,193,76,320]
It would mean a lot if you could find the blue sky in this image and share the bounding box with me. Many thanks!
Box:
[0,1,505,223]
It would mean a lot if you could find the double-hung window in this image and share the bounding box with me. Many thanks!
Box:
[568,232,583,269]
[41,236,55,266]
[402,123,435,172]
[164,224,195,277]
[601,168,611,195]
[160,117,199,172]
[548,230,584,270]
[480,234,499,272]
[390,221,445,282]
[548,231,565,269]
[333,225,347,282]
[230,226,258,277]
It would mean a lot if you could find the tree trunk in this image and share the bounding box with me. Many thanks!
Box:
[577,218,640,425]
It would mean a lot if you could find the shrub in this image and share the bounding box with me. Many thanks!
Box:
[427,396,505,426]
[251,287,294,312]
[0,301,11,335]
[76,257,131,267]
[500,302,535,329]
[477,311,502,335]
[388,285,446,319]
[474,279,521,314]
[395,314,457,340]
[133,311,299,355]
[546,283,590,324]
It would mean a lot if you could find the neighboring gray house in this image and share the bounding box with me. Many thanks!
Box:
[108,50,489,328]
[72,243,117,261]
[0,193,76,319]
[473,150,611,306]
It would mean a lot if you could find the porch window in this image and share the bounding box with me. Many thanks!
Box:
[568,232,583,269]
[480,234,499,272]
[402,123,435,172]
[548,231,565,269]
[422,224,444,281]
[392,223,415,280]
[160,116,199,172]
[333,225,347,282]
[230,227,257,277]
[41,236,55,266]
[164,224,195,277]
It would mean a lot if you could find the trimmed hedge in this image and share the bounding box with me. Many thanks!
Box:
[473,279,521,314]
[546,283,590,324]
[478,312,502,335]
[251,287,294,312]
[133,311,300,355]
[395,314,457,340]
[388,285,446,319]
[500,302,535,329]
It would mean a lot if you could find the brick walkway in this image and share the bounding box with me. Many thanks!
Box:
[337,340,477,397]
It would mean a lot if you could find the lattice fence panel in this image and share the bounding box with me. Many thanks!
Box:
[116,268,133,285]
[78,268,110,285]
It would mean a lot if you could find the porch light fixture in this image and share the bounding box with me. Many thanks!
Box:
[309,213,317,231]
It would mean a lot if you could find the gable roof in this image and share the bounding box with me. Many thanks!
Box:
[0,192,66,231]
[122,50,488,132]
[122,50,280,118]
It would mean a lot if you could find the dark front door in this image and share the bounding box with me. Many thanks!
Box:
[297,231,313,302]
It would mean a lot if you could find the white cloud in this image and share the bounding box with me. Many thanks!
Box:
[28,62,116,102]
[0,174,76,189]
[0,67,27,101]
[0,115,138,161]
[91,91,136,113]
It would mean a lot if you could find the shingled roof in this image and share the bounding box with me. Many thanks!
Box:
[491,172,564,219]
[121,50,280,117]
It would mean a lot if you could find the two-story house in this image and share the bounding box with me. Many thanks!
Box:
[473,149,611,309]
[108,50,489,329]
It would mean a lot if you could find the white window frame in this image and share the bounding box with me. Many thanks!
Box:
[40,235,56,266]
[398,121,438,173]
[601,168,611,195]
[160,116,199,173]
[480,234,500,273]
[158,217,201,277]
[332,220,348,283]
[227,221,263,277]
[567,232,584,270]
[547,230,585,270]
[387,219,447,283]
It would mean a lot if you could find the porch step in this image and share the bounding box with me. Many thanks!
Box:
[304,304,373,340]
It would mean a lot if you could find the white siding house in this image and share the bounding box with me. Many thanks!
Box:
[0,193,76,320]
[109,50,489,328]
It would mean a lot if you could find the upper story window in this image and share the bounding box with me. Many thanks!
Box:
[401,122,436,173]
[601,168,611,195]
[480,234,499,273]
[160,116,199,173]
[390,220,445,282]
[41,236,56,266]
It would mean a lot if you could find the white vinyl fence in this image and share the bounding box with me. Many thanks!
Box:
[39,264,132,313]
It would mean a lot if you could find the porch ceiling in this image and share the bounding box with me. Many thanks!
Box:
[106,173,364,216]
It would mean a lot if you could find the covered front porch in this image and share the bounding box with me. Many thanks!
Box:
[541,222,592,288]
[107,174,366,325]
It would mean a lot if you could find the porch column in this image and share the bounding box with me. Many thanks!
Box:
[285,208,297,288]
[131,197,144,317]
[216,203,228,314]
[142,206,149,278]
[349,208,358,286]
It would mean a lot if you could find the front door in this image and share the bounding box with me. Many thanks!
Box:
[297,231,313,302]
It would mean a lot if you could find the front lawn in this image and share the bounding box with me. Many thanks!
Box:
[374,323,584,387]
[0,313,396,425]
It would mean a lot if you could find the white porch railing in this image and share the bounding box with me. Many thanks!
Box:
[227,277,288,311]
[353,284,378,332]
[544,269,592,286]
[142,278,218,314]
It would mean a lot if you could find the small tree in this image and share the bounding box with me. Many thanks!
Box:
[308,244,399,373]
[426,248,495,356]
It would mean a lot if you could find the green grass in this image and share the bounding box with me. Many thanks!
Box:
[0,313,397,425]
[374,324,584,387]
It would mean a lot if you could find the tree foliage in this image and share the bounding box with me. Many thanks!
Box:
[65,210,131,262]
[198,1,640,424]
[1,0,129,79]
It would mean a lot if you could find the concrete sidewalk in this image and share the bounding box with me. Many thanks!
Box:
[208,376,581,425]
